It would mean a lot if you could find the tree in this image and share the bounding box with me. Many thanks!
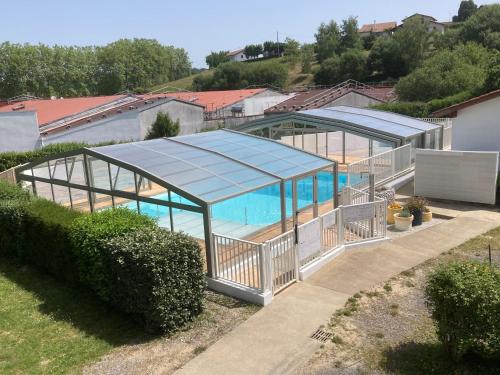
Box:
[244,44,263,59]
[145,112,180,140]
[314,55,341,85]
[452,0,478,22]
[340,16,363,51]
[459,4,500,49]
[393,18,430,74]
[283,38,301,68]
[362,32,377,50]
[263,41,285,57]
[395,43,491,101]
[338,49,368,81]
[205,51,229,69]
[368,36,406,78]
[483,51,500,92]
[300,43,315,74]
[315,21,342,62]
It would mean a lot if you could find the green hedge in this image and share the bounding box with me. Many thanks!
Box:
[0,182,206,333]
[69,208,156,302]
[425,261,500,360]
[102,228,206,331]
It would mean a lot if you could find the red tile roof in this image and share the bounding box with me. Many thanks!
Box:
[358,22,397,33]
[0,95,124,126]
[147,89,266,112]
[431,89,500,118]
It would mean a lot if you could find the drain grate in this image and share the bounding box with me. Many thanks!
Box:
[310,328,333,343]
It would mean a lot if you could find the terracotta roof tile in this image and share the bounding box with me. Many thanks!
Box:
[358,22,397,33]
[0,95,125,126]
[146,89,266,112]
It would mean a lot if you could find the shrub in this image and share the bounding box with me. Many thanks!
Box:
[370,102,431,118]
[0,180,31,201]
[145,111,180,140]
[0,199,27,257]
[21,199,82,282]
[425,261,500,360]
[102,227,205,332]
[69,208,155,301]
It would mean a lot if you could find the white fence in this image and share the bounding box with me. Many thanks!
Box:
[347,144,413,191]
[212,191,386,299]
[419,118,453,150]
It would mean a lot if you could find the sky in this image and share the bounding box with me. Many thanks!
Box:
[1,0,496,68]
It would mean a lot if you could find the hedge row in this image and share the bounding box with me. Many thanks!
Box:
[0,141,120,172]
[426,260,500,361]
[0,181,205,332]
[371,91,473,118]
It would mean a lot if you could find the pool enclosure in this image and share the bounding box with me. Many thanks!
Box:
[15,130,337,277]
[234,106,444,163]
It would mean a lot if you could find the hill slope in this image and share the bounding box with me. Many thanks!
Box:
[149,57,318,92]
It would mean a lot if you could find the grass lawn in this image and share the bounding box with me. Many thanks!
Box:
[0,258,259,374]
[299,226,500,375]
[0,259,151,374]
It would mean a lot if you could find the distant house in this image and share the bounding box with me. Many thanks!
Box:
[227,49,248,62]
[432,89,500,152]
[401,13,445,33]
[358,22,397,38]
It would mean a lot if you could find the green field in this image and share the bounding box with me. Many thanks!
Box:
[0,259,150,374]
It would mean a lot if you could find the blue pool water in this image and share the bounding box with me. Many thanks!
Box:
[128,172,350,227]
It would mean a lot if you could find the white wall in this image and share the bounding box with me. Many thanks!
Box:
[0,112,41,152]
[242,91,293,116]
[138,100,204,137]
[414,149,499,205]
[451,96,500,152]
[44,111,140,145]
[323,92,383,108]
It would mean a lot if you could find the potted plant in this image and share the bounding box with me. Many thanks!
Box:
[422,206,432,222]
[394,209,413,231]
[404,196,428,227]
[387,201,403,224]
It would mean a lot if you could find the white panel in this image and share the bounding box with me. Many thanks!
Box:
[298,219,321,261]
[414,149,499,205]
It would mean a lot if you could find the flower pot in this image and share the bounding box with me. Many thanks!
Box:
[394,213,414,231]
[387,206,403,224]
[422,210,432,222]
[412,209,423,226]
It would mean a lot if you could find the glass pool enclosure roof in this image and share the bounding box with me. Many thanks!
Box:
[89,129,334,204]
[235,106,441,144]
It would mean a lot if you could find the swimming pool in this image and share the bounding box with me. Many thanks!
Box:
[129,172,350,227]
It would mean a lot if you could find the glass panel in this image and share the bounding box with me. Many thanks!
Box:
[138,201,169,228]
[317,171,334,204]
[137,177,168,200]
[114,197,138,213]
[32,162,50,179]
[172,208,204,239]
[52,184,71,206]
[70,188,91,212]
[88,157,110,190]
[49,159,67,181]
[297,176,313,210]
[67,155,87,185]
[109,165,136,193]
[92,193,113,211]
[34,181,53,201]
[20,168,33,176]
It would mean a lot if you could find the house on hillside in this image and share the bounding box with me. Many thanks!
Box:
[400,13,445,33]
[358,22,397,38]
[0,95,204,152]
[265,80,395,115]
[432,89,500,153]
[227,48,248,62]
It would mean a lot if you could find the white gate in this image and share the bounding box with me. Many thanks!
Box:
[266,231,297,294]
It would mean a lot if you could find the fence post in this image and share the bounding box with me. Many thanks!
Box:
[258,243,266,293]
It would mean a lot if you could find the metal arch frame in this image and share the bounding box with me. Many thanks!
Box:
[233,112,406,147]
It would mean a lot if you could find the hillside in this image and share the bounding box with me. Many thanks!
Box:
[149,57,318,92]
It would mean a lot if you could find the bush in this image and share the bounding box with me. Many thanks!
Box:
[21,199,82,282]
[0,180,31,201]
[0,199,27,258]
[102,228,206,332]
[69,208,155,301]
[370,102,431,118]
[425,261,500,360]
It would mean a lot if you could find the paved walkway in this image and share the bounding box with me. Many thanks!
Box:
[176,210,500,375]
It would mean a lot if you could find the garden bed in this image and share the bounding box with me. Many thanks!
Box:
[298,227,500,374]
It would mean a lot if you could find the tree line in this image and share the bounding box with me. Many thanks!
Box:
[0,38,191,99]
